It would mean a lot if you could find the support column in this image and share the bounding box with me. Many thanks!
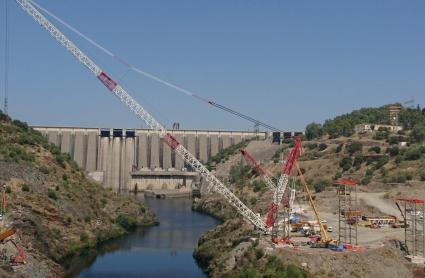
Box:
[233,134,242,145]
[86,131,97,172]
[137,133,148,169]
[174,134,184,170]
[150,133,160,169]
[73,131,85,168]
[124,137,135,191]
[60,131,71,154]
[199,134,208,163]
[47,131,59,145]
[210,134,219,157]
[187,135,196,160]
[221,134,231,150]
[163,138,172,170]
[111,137,121,190]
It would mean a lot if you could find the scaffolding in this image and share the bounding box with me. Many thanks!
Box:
[397,198,425,258]
[336,179,358,245]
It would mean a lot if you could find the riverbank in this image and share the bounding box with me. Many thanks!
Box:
[74,196,220,277]
[0,114,157,277]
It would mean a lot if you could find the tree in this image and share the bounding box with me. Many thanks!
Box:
[305,122,322,140]
[313,180,331,193]
[409,123,425,143]
[339,156,353,171]
[388,136,399,145]
[368,146,381,154]
[347,141,363,155]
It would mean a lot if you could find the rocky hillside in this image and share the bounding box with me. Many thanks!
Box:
[0,111,156,277]
[193,105,425,277]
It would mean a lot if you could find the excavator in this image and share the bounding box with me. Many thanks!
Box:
[295,163,339,249]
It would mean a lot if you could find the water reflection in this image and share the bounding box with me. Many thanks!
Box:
[71,196,219,278]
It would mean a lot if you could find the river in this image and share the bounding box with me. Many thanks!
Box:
[71,196,220,278]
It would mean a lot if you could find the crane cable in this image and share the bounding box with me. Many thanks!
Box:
[3,0,10,115]
[28,0,280,132]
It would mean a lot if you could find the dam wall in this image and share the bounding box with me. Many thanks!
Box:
[33,126,267,191]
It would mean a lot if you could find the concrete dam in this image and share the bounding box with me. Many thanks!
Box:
[33,126,267,192]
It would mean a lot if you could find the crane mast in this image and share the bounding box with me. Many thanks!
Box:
[15,0,268,232]
[266,137,301,227]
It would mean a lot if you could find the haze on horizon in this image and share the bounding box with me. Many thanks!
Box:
[1,0,424,131]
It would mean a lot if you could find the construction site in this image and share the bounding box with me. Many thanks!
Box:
[1,0,425,277]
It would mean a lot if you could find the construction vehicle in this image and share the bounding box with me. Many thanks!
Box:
[14,0,270,234]
[295,163,339,248]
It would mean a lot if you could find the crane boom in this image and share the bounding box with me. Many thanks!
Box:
[16,0,268,232]
[240,149,276,191]
[295,162,330,243]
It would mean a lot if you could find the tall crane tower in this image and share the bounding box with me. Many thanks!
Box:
[14,0,269,233]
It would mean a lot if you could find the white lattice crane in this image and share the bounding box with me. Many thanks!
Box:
[15,0,269,233]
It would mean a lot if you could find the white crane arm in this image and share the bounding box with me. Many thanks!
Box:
[16,0,268,232]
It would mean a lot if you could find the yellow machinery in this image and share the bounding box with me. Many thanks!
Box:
[295,163,338,248]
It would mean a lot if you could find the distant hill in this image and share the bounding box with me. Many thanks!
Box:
[305,104,425,139]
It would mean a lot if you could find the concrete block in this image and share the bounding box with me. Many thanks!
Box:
[187,135,196,159]
[174,134,184,170]
[73,131,85,168]
[86,131,97,172]
[137,133,148,169]
[210,135,219,157]
[199,134,208,163]
[221,135,231,150]
[162,138,172,170]
[60,131,71,154]
[47,131,59,145]
[111,137,121,191]
[98,137,109,171]
[123,137,135,191]
[150,133,160,169]
[233,135,242,145]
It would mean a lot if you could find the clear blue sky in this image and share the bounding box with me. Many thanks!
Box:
[1,0,424,131]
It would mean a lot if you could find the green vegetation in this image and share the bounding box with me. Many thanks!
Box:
[305,122,323,140]
[347,141,362,155]
[206,139,251,170]
[272,145,288,163]
[339,156,353,171]
[236,255,307,278]
[48,189,58,200]
[368,146,381,154]
[39,165,50,174]
[313,179,331,193]
[304,105,425,140]
[229,164,254,187]
[21,184,30,192]
[115,214,137,231]
[387,146,400,156]
[318,143,328,151]
[251,180,267,193]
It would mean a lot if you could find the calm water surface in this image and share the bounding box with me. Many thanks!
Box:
[74,196,219,278]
